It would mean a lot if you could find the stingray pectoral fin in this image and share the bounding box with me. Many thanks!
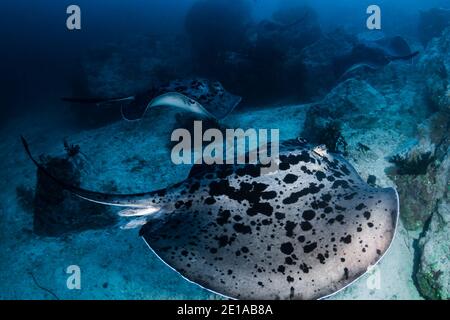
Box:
[20,136,161,208]
[121,92,216,121]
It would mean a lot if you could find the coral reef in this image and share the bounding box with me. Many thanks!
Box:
[388,121,448,231]
[388,152,435,175]
[310,120,348,154]
[419,27,450,113]
[416,201,450,299]
[302,79,387,143]
[418,8,450,46]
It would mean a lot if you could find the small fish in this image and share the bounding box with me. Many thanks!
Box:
[22,137,399,300]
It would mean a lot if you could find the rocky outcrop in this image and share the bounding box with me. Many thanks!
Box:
[300,30,356,97]
[82,35,191,98]
[416,200,450,300]
[419,27,450,113]
[302,79,387,146]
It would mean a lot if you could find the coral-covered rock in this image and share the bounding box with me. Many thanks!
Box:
[418,8,450,46]
[300,29,356,97]
[83,35,191,98]
[303,79,387,144]
[388,112,449,230]
[416,200,450,300]
[419,27,450,113]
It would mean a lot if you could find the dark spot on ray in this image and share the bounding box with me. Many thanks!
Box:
[340,165,350,175]
[283,174,298,184]
[233,223,252,234]
[317,253,326,264]
[340,235,352,244]
[285,257,295,265]
[282,183,323,204]
[216,210,231,226]
[204,197,216,205]
[344,267,349,280]
[302,210,316,221]
[247,202,273,217]
[363,211,371,219]
[275,212,285,220]
[261,191,277,200]
[280,242,294,255]
[315,171,326,181]
[300,221,313,231]
[303,242,317,253]
[300,263,310,273]
[331,180,350,189]
[189,182,200,193]
[285,221,297,237]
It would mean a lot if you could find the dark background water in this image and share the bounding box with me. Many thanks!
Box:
[0,0,448,126]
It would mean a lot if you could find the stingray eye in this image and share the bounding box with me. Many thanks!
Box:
[297,137,308,145]
[313,145,328,157]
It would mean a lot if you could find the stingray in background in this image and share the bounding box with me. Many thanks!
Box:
[334,35,420,79]
[63,78,242,121]
[22,134,399,300]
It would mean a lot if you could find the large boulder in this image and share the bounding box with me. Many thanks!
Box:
[303,78,387,144]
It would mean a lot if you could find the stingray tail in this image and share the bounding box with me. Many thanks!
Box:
[62,95,135,106]
[21,136,163,229]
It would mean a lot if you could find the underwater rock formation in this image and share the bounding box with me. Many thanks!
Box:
[31,142,116,236]
[253,5,322,52]
[388,112,449,231]
[416,201,450,300]
[73,35,191,127]
[419,27,450,113]
[392,27,450,231]
[303,79,387,145]
[418,8,450,46]
[300,29,357,98]
[185,0,251,76]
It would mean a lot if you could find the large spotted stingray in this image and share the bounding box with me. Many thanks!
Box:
[22,137,399,300]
